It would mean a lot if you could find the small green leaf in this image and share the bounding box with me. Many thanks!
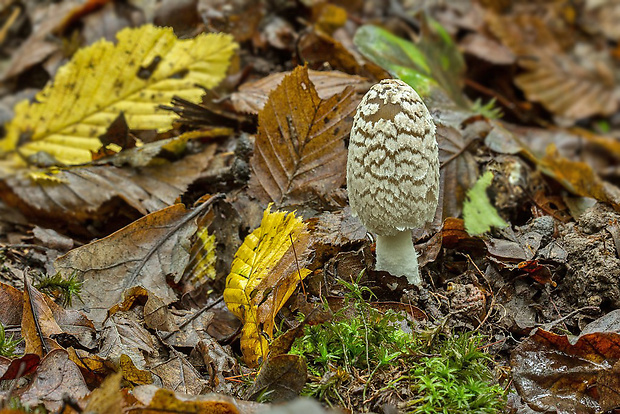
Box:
[463,171,508,236]
[353,16,467,107]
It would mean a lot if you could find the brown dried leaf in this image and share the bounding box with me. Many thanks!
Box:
[488,13,617,120]
[441,217,487,255]
[120,354,153,386]
[436,122,479,223]
[99,314,157,369]
[132,385,254,413]
[0,282,23,328]
[17,349,89,413]
[512,327,620,413]
[248,66,357,206]
[55,201,215,325]
[539,145,620,211]
[231,69,366,114]
[245,354,307,402]
[1,2,80,80]
[0,145,216,226]
[150,352,208,395]
[83,372,124,414]
[21,275,62,357]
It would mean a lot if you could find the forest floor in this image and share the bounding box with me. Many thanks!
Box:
[0,1,619,413]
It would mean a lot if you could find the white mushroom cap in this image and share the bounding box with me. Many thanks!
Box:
[347,79,439,236]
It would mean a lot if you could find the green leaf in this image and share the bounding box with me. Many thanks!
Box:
[353,16,467,107]
[463,171,508,236]
[1,24,237,166]
[354,25,436,96]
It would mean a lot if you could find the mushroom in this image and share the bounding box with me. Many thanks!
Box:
[346,79,439,285]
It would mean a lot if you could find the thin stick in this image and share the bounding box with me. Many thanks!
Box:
[289,234,306,297]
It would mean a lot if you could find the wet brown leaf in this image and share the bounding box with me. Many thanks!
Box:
[132,385,253,413]
[517,260,556,286]
[441,217,487,255]
[245,354,307,402]
[82,372,124,414]
[436,122,480,222]
[231,69,366,114]
[99,314,157,369]
[150,352,208,395]
[0,145,216,227]
[17,349,89,413]
[120,354,153,386]
[539,145,620,211]
[0,282,23,328]
[0,354,40,380]
[21,274,62,356]
[488,12,617,120]
[248,65,357,206]
[198,0,264,43]
[512,327,620,413]
[1,2,80,80]
[55,200,217,325]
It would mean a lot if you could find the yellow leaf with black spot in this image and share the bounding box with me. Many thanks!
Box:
[223,205,312,367]
[1,24,237,166]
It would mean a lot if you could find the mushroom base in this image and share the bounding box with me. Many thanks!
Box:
[375,230,421,285]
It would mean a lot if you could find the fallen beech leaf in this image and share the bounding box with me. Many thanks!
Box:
[1,2,80,80]
[67,348,110,388]
[248,65,357,206]
[512,328,620,413]
[0,24,237,166]
[0,282,23,329]
[132,385,254,413]
[150,352,208,395]
[488,13,617,120]
[21,274,62,357]
[120,354,153,386]
[298,30,368,76]
[245,355,307,402]
[435,121,480,225]
[224,205,311,367]
[17,349,89,413]
[55,198,219,325]
[539,145,620,211]
[99,314,157,369]
[441,217,487,254]
[83,372,124,414]
[231,69,366,114]
[181,209,217,287]
[0,145,216,225]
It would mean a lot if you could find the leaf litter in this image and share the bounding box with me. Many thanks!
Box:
[0,1,619,413]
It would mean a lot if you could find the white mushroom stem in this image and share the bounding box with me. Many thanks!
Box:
[375,230,420,286]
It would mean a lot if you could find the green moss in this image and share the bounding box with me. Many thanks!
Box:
[289,275,506,412]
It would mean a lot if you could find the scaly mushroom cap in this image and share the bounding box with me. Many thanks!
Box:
[347,79,439,236]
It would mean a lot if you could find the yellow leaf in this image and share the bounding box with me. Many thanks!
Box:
[182,211,217,285]
[27,167,66,184]
[223,205,311,367]
[1,24,237,166]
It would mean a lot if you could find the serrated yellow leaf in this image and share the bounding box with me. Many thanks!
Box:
[183,221,217,285]
[1,24,237,166]
[224,205,311,367]
[27,167,66,184]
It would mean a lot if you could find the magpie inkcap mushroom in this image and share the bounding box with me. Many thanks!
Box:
[346,79,439,285]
